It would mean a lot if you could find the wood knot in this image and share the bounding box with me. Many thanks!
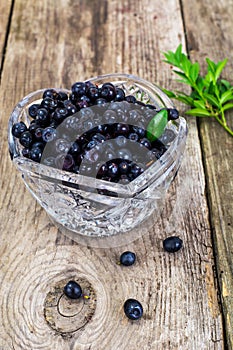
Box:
[44,276,96,335]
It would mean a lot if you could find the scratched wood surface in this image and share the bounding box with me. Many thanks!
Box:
[182,0,233,348]
[0,0,12,63]
[0,0,230,349]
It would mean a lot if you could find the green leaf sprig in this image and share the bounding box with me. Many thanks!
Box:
[147,109,168,141]
[162,44,233,137]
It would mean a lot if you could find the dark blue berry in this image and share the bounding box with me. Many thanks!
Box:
[124,299,143,320]
[128,132,139,142]
[36,108,50,125]
[120,251,136,266]
[100,83,116,101]
[94,124,108,134]
[115,123,130,136]
[70,92,79,105]
[95,98,107,106]
[96,163,108,178]
[29,121,40,134]
[69,141,81,155]
[42,127,57,142]
[28,104,40,119]
[119,160,129,174]
[167,108,179,120]
[71,82,86,97]
[41,97,58,111]
[64,280,82,299]
[151,147,166,159]
[91,133,106,143]
[107,161,119,177]
[140,138,151,149]
[57,91,68,101]
[132,126,146,138]
[85,81,95,89]
[22,148,30,158]
[52,107,68,122]
[19,131,33,148]
[34,127,44,141]
[31,141,45,150]
[145,104,156,110]
[12,122,27,138]
[163,236,183,253]
[77,100,90,109]
[115,87,125,101]
[63,100,78,115]
[135,101,145,107]
[30,147,42,162]
[87,86,99,101]
[131,163,144,178]
[86,139,98,150]
[42,89,59,100]
[125,95,136,103]
[79,95,91,105]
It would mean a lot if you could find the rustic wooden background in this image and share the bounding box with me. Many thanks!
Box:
[0,0,232,349]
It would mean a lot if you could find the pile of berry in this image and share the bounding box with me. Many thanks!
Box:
[12,81,179,184]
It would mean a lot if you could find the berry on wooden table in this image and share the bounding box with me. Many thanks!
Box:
[120,251,136,266]
[124,299,143,320]
[64,280,82,299]
[163,236,183,253]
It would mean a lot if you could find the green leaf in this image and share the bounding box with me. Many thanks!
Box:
[146,109,168,141]
[174,91,194,105]
[196,76,205,90]
[193,100,206,109]
[173,70,191,85]
[220,79,231,90]
[163,51,179,67]
[222,102,233,112]
[215,58,228,80]
[162,88,176,98]
[220,90,233,104]
[189,62,200,82]
[213,83,220,99]
[180,54,191,75]
[175,44,182,62]
[162,46,233,137]
[203,71,214,86]
[204,93,221,108]
[206,58,216,75]
[176,95,194,106]
[185,108,212,117]
[190,90,201,100]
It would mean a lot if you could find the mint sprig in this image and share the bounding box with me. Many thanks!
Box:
[162,44,233,136]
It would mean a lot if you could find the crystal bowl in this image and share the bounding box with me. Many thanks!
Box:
[8,74,188,246]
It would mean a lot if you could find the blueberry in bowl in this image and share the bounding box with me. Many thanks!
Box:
[8,74,188,240]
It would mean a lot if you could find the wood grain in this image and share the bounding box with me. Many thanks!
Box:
[0,0,224,349]
[181,0,233,348]
[0,0,12,65]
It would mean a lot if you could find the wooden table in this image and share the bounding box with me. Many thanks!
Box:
[0,1,232,349]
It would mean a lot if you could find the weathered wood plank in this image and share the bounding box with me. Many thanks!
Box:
[181,0,233,348]
[0,0,12,66]
[0,0,224,349]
